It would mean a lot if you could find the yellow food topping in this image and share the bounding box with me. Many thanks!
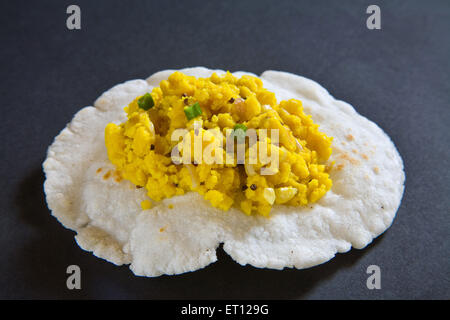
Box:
[105,71,333,216]
[141,200,152,210]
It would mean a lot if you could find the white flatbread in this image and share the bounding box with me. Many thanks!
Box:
[43,67,405,276]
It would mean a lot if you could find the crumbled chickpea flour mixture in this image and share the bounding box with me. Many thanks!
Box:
[105,71,333,216]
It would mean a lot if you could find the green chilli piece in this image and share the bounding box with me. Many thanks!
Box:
[233,123,247,143]
[184,102,202,120]
[138,93,155,110]
[233,124,247,132]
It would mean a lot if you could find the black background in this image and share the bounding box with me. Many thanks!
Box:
[1,0,449,299]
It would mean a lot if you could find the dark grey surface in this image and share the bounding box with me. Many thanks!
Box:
[1,0,449,299]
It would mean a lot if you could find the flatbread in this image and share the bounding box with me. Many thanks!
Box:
[43,67,405,276]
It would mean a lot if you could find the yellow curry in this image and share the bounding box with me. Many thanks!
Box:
[105,71,333,216]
